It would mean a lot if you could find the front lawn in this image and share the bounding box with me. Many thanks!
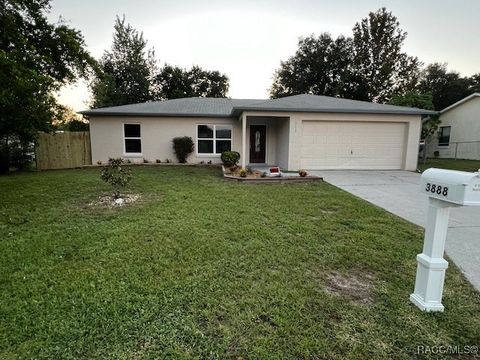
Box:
[418,158,480,172]
[1,166,479,359]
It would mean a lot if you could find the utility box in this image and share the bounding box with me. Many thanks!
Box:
[420,168,480,206]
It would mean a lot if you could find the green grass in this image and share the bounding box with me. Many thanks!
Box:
[1,166,479,359]
[418,158,480,172]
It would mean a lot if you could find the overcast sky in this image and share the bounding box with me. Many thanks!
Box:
[49,0,480,111]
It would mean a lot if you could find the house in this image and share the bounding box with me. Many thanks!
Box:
[79,94,435,171]
[427,93,480,160]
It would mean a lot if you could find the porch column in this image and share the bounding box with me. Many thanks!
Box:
[241,113,247,169]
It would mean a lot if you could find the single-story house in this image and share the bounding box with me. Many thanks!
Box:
[79,94,435,171]
[427,93,480,160]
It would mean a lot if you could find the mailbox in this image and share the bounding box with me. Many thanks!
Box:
[411,168,480,312]
[420,168,480,205]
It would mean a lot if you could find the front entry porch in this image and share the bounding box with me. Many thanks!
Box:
[239,114,290,170]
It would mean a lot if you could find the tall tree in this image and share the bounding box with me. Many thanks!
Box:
[418,63,475,110]
[269,8,420,102]
[270,34,353,98]
[90,16,157,108]
[154,65,229,100]
[351,7,420,102]
[0,0,95,172]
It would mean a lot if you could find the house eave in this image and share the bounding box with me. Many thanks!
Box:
[233,107,437,117]
[77,111,234,118]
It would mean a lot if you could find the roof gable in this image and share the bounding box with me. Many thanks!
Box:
[440,93,480,114]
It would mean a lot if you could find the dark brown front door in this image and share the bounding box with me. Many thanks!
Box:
[249,125,266,163]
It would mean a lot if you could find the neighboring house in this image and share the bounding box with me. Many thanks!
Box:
[79,94,435,171]
[427,93,480,160]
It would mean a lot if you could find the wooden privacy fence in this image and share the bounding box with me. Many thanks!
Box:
[36,131,91,170]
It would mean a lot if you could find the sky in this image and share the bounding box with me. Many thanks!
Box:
[48,0,480,111]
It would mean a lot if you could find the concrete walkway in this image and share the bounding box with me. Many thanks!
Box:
[310,170,480,291]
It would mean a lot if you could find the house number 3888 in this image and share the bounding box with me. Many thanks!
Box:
[425,183,449,196]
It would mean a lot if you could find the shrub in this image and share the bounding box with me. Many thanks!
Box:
[0,136,34,172]
[172,137,194,163]
[221,151,240,167]
[100,158,132,199]
[239,169,247,178]
[298,169,308,177]
[156,159,161,163]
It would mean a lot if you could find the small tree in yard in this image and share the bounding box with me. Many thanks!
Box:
[101,158,132,199]
[172,137,194,163]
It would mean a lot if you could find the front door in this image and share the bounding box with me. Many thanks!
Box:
[249,125,266,163]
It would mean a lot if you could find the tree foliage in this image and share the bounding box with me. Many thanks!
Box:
[418,63,479,110]
[154,65,229,100]
[270,34,353,98]
[90,18,229,105]
[90,16,157,108]
[389,91,438,139]
[389,91,434,110]
[0,0,95,172]
[271,8,420,102]
[351,8,420,102]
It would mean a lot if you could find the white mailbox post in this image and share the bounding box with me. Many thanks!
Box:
[410,168,480,312]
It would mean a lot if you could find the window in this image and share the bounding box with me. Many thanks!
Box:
[197,124,232,155]
[438,126,451,146]
[124,124,142,154]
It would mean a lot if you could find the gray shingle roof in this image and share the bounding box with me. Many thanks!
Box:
[79,94,437,117]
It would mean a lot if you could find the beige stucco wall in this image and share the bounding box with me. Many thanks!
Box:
[427,97,480,160]
[275,118,290,169]
[90,112,422,171]
[89,116,241,164]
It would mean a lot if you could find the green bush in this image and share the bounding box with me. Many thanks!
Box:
[221,151,240,166]
[0,136,34,173]
[172,137,194,163]
[100,158,132,199]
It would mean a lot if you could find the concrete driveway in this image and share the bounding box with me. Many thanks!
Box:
[310,170,480,291]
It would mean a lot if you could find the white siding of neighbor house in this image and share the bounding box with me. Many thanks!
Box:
[89,116,241,164]
[427,97,480,160]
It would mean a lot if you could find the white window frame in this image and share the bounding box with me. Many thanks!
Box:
[123,123,142,156]
[196,124,232,156]
[438,126,451,147]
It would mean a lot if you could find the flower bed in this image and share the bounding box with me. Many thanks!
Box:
[222,166,323,183]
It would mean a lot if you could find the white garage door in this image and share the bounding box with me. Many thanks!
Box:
[300,121,407,170]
